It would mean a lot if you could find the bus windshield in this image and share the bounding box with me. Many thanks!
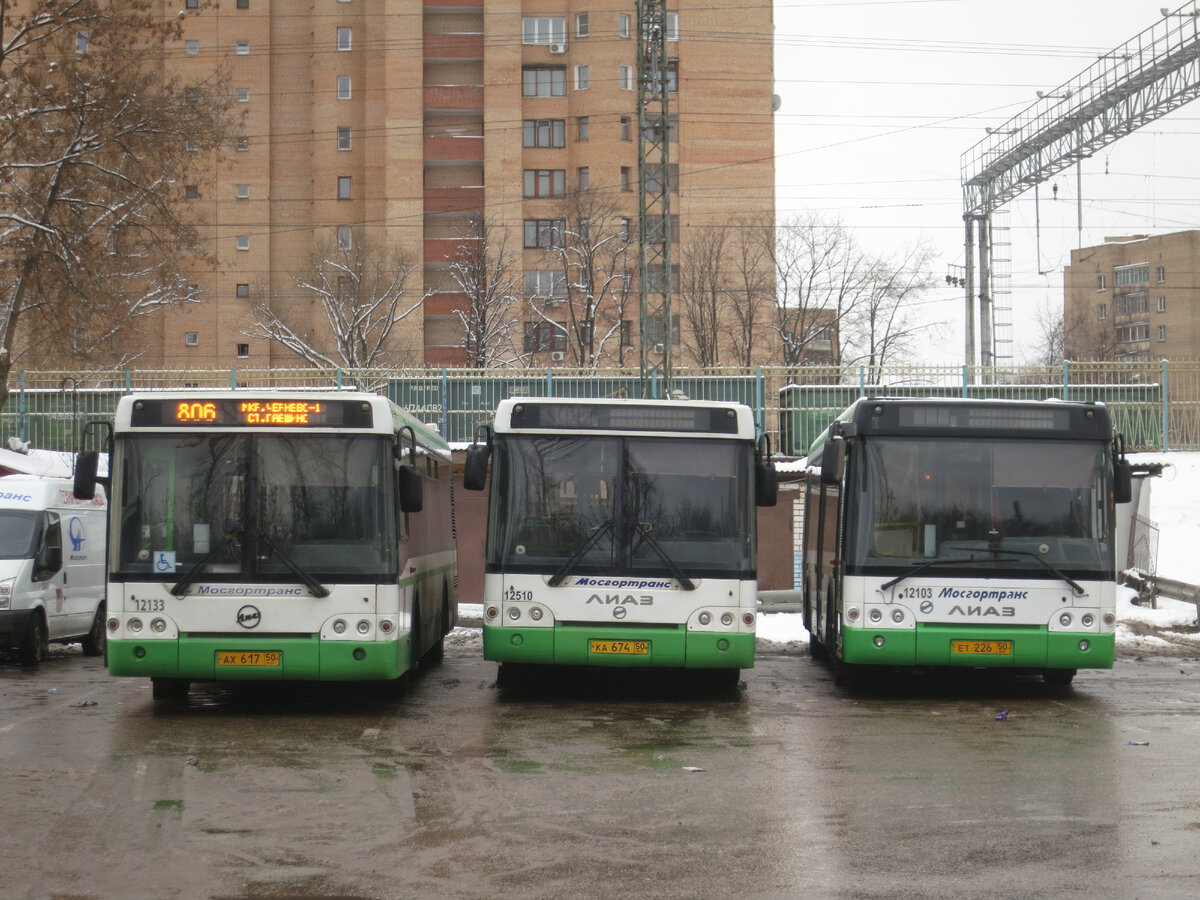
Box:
[486,435,755,578]
[113,434,397,581]
[847,437,1113,576]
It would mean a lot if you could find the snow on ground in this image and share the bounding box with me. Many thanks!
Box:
[460,452,1200,658]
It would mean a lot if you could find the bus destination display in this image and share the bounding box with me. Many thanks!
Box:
[129,398,374,429]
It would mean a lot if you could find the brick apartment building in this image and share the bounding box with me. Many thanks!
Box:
[1063,231,1200,361]
[109,0,777,370]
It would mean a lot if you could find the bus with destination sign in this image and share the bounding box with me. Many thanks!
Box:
[73,391,457,699]
[803,397,1132,685]
[463,397,778,685]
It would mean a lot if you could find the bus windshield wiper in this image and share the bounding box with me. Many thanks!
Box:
[548,519,613,587]
[632,523,696,591]
[879,557,979,593]
[987,548,1086,597]
[171,531,239,597]
[257,534,331,598]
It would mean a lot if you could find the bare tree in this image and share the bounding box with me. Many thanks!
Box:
[0,0,237,407]
[542,192,634,369]
[445,218,525,369]
[842,245,940,381]
[677,225,726,367]
[243,230,425,368]
[1063,304,1118,361]
[723,219,776,368]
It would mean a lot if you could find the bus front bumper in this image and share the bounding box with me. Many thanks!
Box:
[841,624,1115,670]
[482,623,754,669]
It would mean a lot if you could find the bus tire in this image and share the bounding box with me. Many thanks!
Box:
[151,678,190,701]
[423,592,448,667]
[1043,668,1076,687]
[19,611,48,667]
[808,630,828,661]
[81,604,106,657]
[823,583,839,660]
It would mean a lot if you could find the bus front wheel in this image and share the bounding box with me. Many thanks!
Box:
[1043,668,1076,687]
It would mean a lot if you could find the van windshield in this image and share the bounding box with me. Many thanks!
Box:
[0,511,38,560]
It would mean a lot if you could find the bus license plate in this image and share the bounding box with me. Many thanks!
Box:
[589,639,650,656]
[951,640,1012,656]
[217,650,281,667]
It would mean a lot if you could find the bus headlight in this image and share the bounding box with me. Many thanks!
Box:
[332,619,347,634]
[128,618,143,633]
[721,612,734,626]
[1059,613,1073,627]
[508,606,521,621]
[869,608,882,623]
[699,611,712,625]
[150,618,167,633]
[529,607,543,621]
[1082,613,1094,627]
[891,609,905,623]
[873,635,886,647]
[357,619,371,635]
[1078,639,1090,652]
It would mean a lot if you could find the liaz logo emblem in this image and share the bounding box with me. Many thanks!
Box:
[236,605,262,629]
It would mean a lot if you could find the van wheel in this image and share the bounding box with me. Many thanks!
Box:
[19,612,48,667]
[81,605,106,657]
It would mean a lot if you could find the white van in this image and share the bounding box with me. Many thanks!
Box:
[0,476,108,665]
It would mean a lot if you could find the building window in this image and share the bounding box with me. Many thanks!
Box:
[1114,263,1149,286]
[76,30,89,54]
[1158,294,1166,312]
[1097,274,1106,291]
[337,176,352,199]
[1116,322,1150,343]
[647,313,682,346]
[523,119,565,148]
[185,138,199,151]
[620,117,631,140]
[186,0,199,8]
[236,41,250,55]
[337,27,352,51]
[577,167,589,191]
[577,116,589,141]
[524,169,565,198]
[576,13,589,37]
[337,126,352,150]
[1157,265,1166,282]
[185,184,199,199]
[337,276,356,301]
[1158,325,1167,342]
[523,67,566,98]
[185,40,199,55]
[619,14,631,38]
[237,0,249,8]
[236,184,249,199]
[524,270,568,300]
[666,12,679,41]
[237,88,249,102]
[619,66,634,91]
[338,76,352,99]
[1115,292,1149,316]
[184,332,199,347]
[236,343,250,358]
[620,218,631,240]
[236,283,250,297]
[525,219,565,249]
[620,320,632,346]
[236,235,250,251]
[575,65,589,91]
[523,17,566,45]
[185,89,198,103]
[1097,304,1106,320]
[620,167,631,191]
[236,136,249,151]
[647,214,680,243]
[524,321,568,351]
[337,226,352,249]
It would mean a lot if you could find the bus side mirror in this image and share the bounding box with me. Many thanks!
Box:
[755,460,778,507]
[463,444,490,491]
[1113,458,1132,504]
[398,464,424,513]
[820,437,845,486]
[74,451,99,500]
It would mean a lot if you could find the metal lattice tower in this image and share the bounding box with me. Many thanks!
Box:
[637,0,672,398]
[960,4,1200,370]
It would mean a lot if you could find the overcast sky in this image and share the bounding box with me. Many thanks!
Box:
[772,0,1200,364]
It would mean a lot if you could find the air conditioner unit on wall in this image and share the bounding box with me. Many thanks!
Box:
[550,351,565,362]
[653,343,664,355]
[549,42,567,54]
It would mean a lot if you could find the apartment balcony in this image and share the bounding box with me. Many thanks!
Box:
[423,291,470,317]
[423,186,483,215]
[424,33,484,61]
[424,238,473,267]
[425,1,482,10]
[424,85,484,113]
[424,134,484,164]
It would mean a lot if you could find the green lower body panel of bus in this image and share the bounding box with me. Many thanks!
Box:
[840,624,1115,670]
[482,623,754,669]
[107,635,413,682]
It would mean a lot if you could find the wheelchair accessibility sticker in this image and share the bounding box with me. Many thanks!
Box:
[155,551,177,573]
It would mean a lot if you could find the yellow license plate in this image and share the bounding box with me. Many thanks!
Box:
[216,650,281,667]
[589,639,650,656]
[951,640,1013,656]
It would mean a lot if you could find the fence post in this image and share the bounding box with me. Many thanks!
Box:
[962,366,969,398]
[1162,358,1170,452]
[336,368,343,391]
[858,366,866,396]
[125,370,132,394]
[547,366,554,397]
[755,366,765,436]
[230,370,237,390]
[440,369,450,440]
[1062,361,1070,401]
[18,371,25,440]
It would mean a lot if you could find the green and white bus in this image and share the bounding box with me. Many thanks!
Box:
[74,391,457,699]
[803,397,1132,685]
[463,397,777,684]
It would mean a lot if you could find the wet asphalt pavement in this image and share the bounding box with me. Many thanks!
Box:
[1,633,1198,899]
